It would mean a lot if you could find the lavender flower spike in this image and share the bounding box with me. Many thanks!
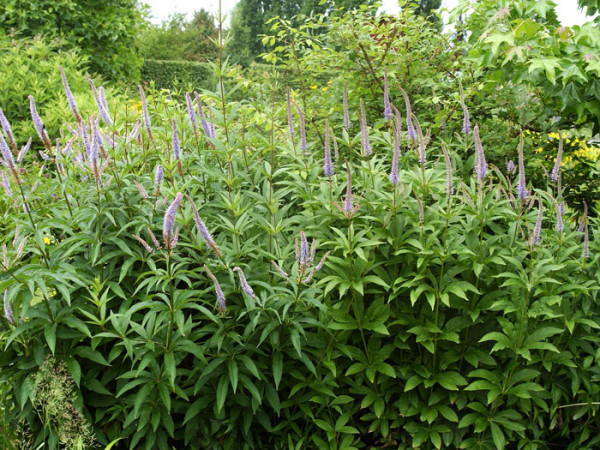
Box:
[344,160,353,213]
[507,160,515,174]
[324,119,334,177]
[360,99,371,156]
[398,86,416,141]
[577,201,588,233]
[233,267,256,299]
[383,68,392,120]
[441,142,453,197]
[138,85,152,138]
[271,260,289,279]
[517,134,527,201]
[163,192,183,249]
[299,231,310,273]
[0,106,17,153]
[287,87,294,140]
[194,92,212,138]
[59,66,82,122]
[186,92,197,134]
[3,289,15,325]
[553,198,564,232]
[186,194,222,257]
[293,101,307,154]
[550,134,563,183]
[414,116,426,166]
[204,264,227,314]
[2,171,12,196]
[343,82,350,131]
[132,234,153,253]
[390,106,402,185]
[473,125,487,181]
[208,106,216,139]
[89,80,113,126]
[531,197,543,247]
[29,96,53,152]
[171,119,180,160]
[0,131,15,171]
[154,164,163,189]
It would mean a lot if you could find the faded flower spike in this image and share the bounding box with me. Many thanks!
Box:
[0,131,15,171]
[204,264,227,314]
[473,125,487,181]
[138,85,152,138]
[549,134,563,183]
[271,260,289,279]
[323,119,334,177]
[233,267,256,299]
[134,180,149,200]
[360,99,372,156]
[414,116,426,166]
[187,195,221,257]
[343,82,350,131]
[293,101,307,153]
[460,85,470,135]
[390,106,402,186]
[517,134,527,201]
[552,198,564,232]
[163,192,183,249]
[59,66,82,123]
[383,68,391,120]
[398,86,416,141]
[132,234,153,253]
[287,87,294,140]
[441,142,453,197]
[336,159,361,218]
[1,171,12,196]
[577,201,588,233]
[0,106,17,153]
[29,96,53,152]
[530,197,543,247]
[582,222,589,259]
[3,289,15,326]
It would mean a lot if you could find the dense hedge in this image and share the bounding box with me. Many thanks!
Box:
[140,59,213,92]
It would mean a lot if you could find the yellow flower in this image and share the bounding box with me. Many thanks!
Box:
[310,85,318,90]
[321,86,329,92]
[44,237,51,245]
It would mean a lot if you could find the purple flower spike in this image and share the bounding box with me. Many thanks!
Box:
[154,164,163,191]
[517,134,527,201]
[553,198,564,232]
[233,267,256,299]
[531,197,543,247]
[294,102,307,154]
[335,159,361,218]
[204,265,227,314]
[577,202,588,233]
[208,106,216,139]
[2,171,12,196]
[3,289,15,325]
[59,66,82,123]
[390,106,402,185]
[163,192,183,249]
[582,222,589,258]
[29,96,52,151]
[324,119,334,178]
[441,142,453,197]
[187,195,221,257]
[0,106,17,153]
[171,119,180,160]
[473,125,487,181]
[186,92,197,133]
[299,231,310,272]
[343,82,350,131]
[89,80,112,126]
[399,86,416,141]
[507,160,515,174]
[550,134,563,183]
[194,92,212,139]
[360,99,371,156]
[271,260,289,279]
[138,85,152,138]
[414,117,426,166]
[287,87,294,141]
[383,68,392,120]
[132,234,153,253]
[0,131,15,170]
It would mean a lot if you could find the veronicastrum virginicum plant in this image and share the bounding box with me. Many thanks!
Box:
[1,8,600,450]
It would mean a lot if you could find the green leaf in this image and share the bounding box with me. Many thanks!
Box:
[216,375,229,413]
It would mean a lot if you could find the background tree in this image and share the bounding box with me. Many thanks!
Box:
[228,0,375,64]
[137,9,218,62]
[0,0,144,81]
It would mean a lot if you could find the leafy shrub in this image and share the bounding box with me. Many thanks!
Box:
[0,33,121,147]
[140,59,214,92]
[0,45,600,449]
[0,0,144,82]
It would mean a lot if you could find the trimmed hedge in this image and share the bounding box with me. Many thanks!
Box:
[140,59,213,92]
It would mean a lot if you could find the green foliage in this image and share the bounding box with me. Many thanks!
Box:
[140,60,214,92]
[452,0,600,133]
[0,33,120,147]
[0,0,144,81]
[0,28,600,448]
[136,11,218,62]
[228,0,375,64]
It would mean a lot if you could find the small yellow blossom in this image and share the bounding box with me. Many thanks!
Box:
[44,237,51,245]
[310,85,318,90]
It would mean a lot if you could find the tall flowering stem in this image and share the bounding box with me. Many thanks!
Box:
[459,85,470,136]
[138,85,153,140]
[343,82,350,132]
[359,99,371,157]
[323,119,334,178]
[473,125,487,182]
[550,134,563,183]
[293,101,307,156]
[398,86,416,143]
[171,119,183,176]
[383,68,391,120]
[530,197,543,249]
[517,133,527,202]
[59,66,82,123]
[441,141,453,201]
[287,87,295,142]
[29,96,53,152]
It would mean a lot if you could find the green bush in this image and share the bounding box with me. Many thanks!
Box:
[1,39,600,449]
[140,59,214,93]
[0,33,121,147]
